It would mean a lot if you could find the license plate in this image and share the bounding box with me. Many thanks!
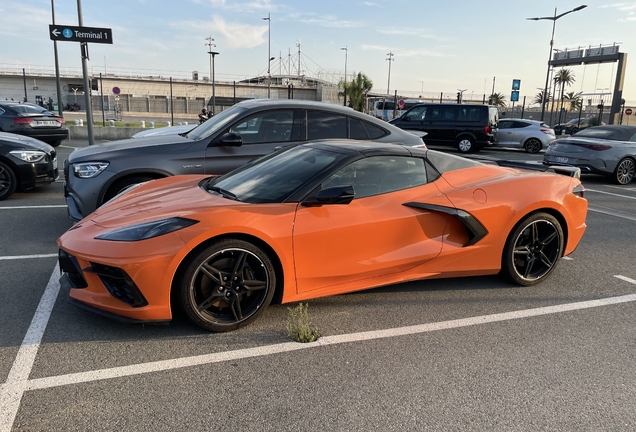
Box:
[52,157,58,170]
[35,120,57,126]
[556,157,569,163]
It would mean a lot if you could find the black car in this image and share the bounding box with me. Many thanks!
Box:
[389,103,499,152]
[64,99,425,221]
[0,132,59,200]
[0,100,69,147]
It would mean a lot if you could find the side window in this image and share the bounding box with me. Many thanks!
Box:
[469,107,483,122]
[498,120,513,129]
[307,111,347,140]
[629,133,636,142]
[0,107,5,116]
[349,118,368,139]
[429,107,443,120]
[362,121,387,139]
[442,106,457,120]
[513,121,531,128]
[229,109,294,144]
[404,106,427,121]
[322,156,427,199]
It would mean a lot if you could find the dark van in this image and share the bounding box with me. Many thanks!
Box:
[389,103,499,152]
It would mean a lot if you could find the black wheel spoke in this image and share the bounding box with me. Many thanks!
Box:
[523,255,536,278]
[200,263,225,286]
[514,245,530,256]
[243,279,267,291]
[531,223,539,243]
[229,295,243,321]
[197,291,225,312]
[231,251,247,280]
[539,251,554,268]
[539,231,557,247]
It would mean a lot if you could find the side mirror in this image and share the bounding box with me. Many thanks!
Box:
[218,132,243,147]
[302,185,355,207]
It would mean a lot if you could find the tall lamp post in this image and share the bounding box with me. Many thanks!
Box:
[205,35,218,114]
[527,4,587,122]
[386,52,394,95]
[262,13,272,98]
[341,46,348,106]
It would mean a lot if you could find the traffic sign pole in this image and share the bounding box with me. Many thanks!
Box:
[76,0,95,146]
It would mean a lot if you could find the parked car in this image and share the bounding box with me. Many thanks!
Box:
[389,103,499,153]
[64,99,425,221]
[0,100,69,147]
[58,139,587,331]
[131,124,197,138]
[553,116,605,136]
[0,132,58,200]
[543,125,636,184]
[495,119,555,153]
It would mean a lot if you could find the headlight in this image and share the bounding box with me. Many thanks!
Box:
[9,150,46,163]
[95,217,198,242]
[73,162,109,178]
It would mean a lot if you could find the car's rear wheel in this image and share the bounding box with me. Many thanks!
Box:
[0,161,17,201]
[613,157,635,185]
[501,213,564,286]
[49,140,62,147]
[102,175,155,204]
[524,138,542,154]
[570,127,578,135]
[178,239,276,332]
[456,137,475,153]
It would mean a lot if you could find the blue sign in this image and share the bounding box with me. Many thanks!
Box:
[511,91,519,102]
[512,79,521,91]
[112,86,121,95]
[62,28,73,38]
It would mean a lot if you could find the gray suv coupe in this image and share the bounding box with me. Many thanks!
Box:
[64,99,425,221]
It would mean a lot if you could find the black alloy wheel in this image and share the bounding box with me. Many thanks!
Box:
[501,213,564,286]
[0,161,17,201]
[524,138,542,154]
[179,239,276,332]
[613,157,635,185]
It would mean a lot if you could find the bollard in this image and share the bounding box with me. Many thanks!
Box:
[184,121,188,125]
[74,119,80,126]
[109,120,115,127]
[140,120,145,128]
[177,122,183,126]
[149,122,155,129]
[166,121,171,127]
[79,119,84,126]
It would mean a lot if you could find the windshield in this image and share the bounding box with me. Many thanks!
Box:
[187,105,246,140]
[208,146,342,203]
[573,127,627,141]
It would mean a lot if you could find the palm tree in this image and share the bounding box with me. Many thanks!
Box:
[563,91,582,112]
[553,69,575,121]
[533,90,550,105]
[338,72,373,112]
[489,92,506,108]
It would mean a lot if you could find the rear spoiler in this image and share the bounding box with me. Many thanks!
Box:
[464,155,581,179]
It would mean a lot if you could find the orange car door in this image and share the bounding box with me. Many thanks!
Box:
[292,156,450,293]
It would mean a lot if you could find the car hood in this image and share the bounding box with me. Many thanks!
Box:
[69,134,192,160]
[88,175,239,228]
[0,131,54,152]
[132,125,196,138]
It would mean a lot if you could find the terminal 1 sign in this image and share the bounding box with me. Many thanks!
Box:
[49,25,113,44]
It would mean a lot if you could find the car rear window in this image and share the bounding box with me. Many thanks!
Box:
[574,128,622,140]
[8,104,48,114]
[307,111,347,140]
[362,121,387,139]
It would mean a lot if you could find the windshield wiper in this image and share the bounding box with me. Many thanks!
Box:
[207,185,239,201]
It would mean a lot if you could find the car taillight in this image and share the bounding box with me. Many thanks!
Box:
[572,184,585,198]
[548,140,557,146]
[578,144,611,151]
[540,128,553,134]
[484,125,491,134]
[56,118,66,124]
[14,117,33,125]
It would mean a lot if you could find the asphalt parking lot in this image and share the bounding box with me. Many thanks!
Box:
[1,140,635,431]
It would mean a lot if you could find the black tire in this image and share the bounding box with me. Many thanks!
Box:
[102,175,155,204]
[524,138,543,154]
[0,161,17,201]
[456,137,475,153]
[570,127,578,135]
[49,140,62,147]
[178,238,276,332]
[613,157,635,185]
[501,213,564,286]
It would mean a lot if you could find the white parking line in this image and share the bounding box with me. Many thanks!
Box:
[0,254,58,261]
[585,188,636,200]
[0,266,60,432]
[2,268,635,432]
[0,205,66,210]
[588,206,636,222]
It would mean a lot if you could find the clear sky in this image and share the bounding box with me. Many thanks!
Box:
[1,0,635,105]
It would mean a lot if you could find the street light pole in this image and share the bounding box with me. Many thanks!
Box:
[205,36,215,111]
[341,46,348,106]
[527,4,588,122]
[386,52,394,95]
[262,13,271,98]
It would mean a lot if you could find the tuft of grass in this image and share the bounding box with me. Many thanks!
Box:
[286,303,320,343]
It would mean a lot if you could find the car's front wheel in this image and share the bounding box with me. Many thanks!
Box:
[0,161,17,201]
[613,157,635,185]
[178,239,277,332]
[524,138,543,154]
[501,213,564,286]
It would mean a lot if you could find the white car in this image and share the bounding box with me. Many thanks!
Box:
[495,119,555,153]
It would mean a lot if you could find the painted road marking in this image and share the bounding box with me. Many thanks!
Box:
[0,205,66,210]
[585,188,636,201]
[0,254,58,261]
[0,266,60,432]
[2,269,635,432]
[588,205,636,222]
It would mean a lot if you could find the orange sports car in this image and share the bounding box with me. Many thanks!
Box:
[58,141,588,332]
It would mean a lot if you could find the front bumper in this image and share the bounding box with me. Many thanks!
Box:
[14,150,59,190]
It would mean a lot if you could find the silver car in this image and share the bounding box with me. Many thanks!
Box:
[495,119,555,153]
[543,125,636,185]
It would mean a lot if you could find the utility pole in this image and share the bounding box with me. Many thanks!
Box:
[205,36,218,114]
[51,0,63,116]
[262,13,272,98]
[386,52,394,95]
[77,0,95,145]
[341,46,348,106]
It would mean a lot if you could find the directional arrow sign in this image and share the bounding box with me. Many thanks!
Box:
[49,24,113,44]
